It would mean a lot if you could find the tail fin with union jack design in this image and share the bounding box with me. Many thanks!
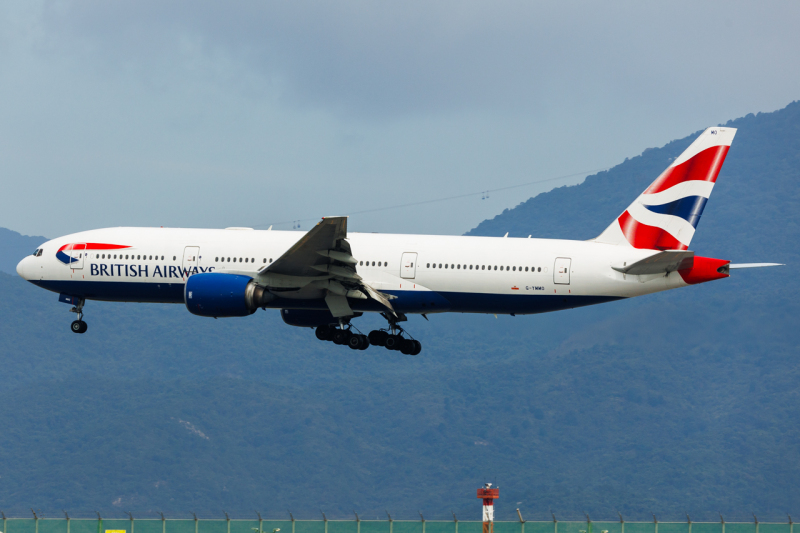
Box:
[595,127,736,250]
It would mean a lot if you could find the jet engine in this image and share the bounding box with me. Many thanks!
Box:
[185,273,274,317]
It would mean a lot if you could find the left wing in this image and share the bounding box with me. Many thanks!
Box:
[258,217,396,318]
[261,216,353,277]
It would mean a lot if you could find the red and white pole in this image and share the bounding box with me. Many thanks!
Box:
[477,483,499,533]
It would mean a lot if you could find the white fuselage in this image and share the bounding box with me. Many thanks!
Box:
[16,226,692,316]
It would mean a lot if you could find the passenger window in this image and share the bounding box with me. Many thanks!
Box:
[372,261,375,266]
[378,261,382,267]
[538,267,541,272]
[361,261,364,266]
[494,266,497,270]
[457,264,460,269]
[445,264,448,269]
[525,267,528,272]
[269,258,273,262]
[469,265,473,270]
[150,256,153,260]
[481,265,485,270]
[427,263,430,268]
[499,265,503,271]
[215,257,219,262]
[385,263,388,267]
[432,263,436,268]
[173,256,176,260]
[264,259,267,263]
[451,264,454,269]
[245,258,248,263]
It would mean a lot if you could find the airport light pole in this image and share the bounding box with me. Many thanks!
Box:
[477,483,499,533]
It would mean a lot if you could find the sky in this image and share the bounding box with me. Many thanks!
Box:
[1,0,798,238]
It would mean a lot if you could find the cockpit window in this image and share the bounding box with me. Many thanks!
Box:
[32,249,39,256]
[37,249,43,257]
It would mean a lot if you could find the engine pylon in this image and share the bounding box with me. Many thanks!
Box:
[477,483,499,533]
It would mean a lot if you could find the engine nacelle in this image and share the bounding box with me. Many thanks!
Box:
[280,309,362,327]
[185,273,274,317]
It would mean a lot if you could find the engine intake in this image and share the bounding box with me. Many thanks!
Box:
[185,273,274,317]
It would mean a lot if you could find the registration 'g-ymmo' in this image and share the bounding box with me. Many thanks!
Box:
[16,127,781,354]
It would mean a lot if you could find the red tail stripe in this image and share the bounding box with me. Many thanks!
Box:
[645,145,729,194]
[618,210,688,251]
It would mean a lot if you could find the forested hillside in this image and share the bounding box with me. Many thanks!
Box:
[0,103,798,520]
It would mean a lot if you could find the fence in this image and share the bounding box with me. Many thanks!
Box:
[0,517,795,533]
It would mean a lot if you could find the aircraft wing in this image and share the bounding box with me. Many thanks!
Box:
[612,250,695,275]
[258,217,396,317]
[261,216,352,277]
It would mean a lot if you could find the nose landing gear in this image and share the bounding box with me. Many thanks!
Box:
[69,299,87,334]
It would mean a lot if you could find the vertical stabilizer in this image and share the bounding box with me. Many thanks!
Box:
[595,127,736,250]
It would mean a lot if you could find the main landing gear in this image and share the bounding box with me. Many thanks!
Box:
[315,323,370,350]
[70,298,88,334]
[315,313,422,355]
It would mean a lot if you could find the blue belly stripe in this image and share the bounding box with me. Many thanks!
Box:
[30,279,623,315]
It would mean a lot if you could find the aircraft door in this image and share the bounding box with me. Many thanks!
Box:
[554,257,571,284]
[69,243,86,269]
[182,246,200,278]
[400,252,418,279]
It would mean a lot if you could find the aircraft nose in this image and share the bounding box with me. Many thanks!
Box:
[16,256,30,280]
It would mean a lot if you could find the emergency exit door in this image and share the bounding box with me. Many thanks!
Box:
[400,252,418,279]
[68,243,86,269]
[554,257,571,284]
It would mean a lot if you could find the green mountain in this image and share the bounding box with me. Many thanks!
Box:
[0,103,798,520]
[0,227,47,276]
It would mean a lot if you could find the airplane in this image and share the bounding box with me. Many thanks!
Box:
[16,126,782,355]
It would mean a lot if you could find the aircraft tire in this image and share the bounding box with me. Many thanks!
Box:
[71,320,85,334]
[333,329,350,345]
[357,334,370,350]
[368,330,387,346]
[315,325,331,341]
[400,338,415,355]
[347,334,362,350]
[411,340,422,355]
[385,334,402,351]
[79,321,88,333]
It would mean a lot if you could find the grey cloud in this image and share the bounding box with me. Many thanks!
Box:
[43,0,800,118]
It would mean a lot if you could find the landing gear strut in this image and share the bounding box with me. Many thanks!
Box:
[70,299,87,334]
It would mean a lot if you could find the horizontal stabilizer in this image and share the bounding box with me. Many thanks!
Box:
[729,263,785,269]
[612,250,694,275]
